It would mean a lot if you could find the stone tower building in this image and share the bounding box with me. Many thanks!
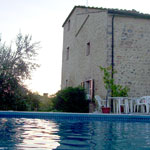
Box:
[61,6,150,99]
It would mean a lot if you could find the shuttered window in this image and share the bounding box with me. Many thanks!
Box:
[81,79,94,100]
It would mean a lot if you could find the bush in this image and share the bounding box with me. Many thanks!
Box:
[51,87,89,113]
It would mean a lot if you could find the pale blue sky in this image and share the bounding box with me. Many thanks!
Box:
[0,0,149,95]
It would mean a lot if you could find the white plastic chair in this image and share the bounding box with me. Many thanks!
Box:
[128,97,138,113]
[133,96,150,113]
[94,95,107,112]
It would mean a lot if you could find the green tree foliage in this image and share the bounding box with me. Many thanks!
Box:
[100,66,129,97]
[25,92,41,111]
[0,33,40,110]
[51,87,89,113]
[39,95,53,112]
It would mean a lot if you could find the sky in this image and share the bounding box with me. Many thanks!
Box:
[0,0,150,95]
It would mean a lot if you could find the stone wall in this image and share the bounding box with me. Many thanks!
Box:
[61,7,150,98]
[109,15,150,96]
[61,8,108,98]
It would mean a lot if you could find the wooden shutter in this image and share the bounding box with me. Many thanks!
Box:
[81,82,85,88]
[90,80,92,99]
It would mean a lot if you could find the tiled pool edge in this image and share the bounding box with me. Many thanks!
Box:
[1,111,150,122]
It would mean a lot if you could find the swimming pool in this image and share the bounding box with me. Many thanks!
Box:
[0,111,150,150]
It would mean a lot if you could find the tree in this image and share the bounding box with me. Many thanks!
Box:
[25,92,41,111]
[39,95,53,112]
[100,66,129,97]
[0,33,39,80]
[0,33,40,110]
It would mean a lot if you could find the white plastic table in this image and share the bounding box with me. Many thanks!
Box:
[108,97,130,114]
[108,97,139,114]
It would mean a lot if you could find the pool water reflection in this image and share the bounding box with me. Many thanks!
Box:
[0,118,150,149]
[0,118,60,149]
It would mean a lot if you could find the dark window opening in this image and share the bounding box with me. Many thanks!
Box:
[66,80,68,87]
[86,42,90,56]
[68,20,70,31]
[66,47,69,60]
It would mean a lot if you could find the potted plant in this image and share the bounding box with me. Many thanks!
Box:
[99,66,129,113]
[101,89,111,113]
[99,66,112,113]
[102,106,111,113]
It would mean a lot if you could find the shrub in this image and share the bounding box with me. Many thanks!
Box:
[51,87,89,113]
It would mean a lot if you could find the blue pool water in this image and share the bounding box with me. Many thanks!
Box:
[0,117,150,150]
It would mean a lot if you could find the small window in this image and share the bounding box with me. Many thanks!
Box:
[66,80,68,87]
[66,47,69,60]
[68,20,70,31]
[86,42,90,56]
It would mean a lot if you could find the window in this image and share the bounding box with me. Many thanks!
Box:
[68,19,70,31]
[66,47,69,60]
[81,79,94,100]
[86,42,90,56]
[66,80,68,87]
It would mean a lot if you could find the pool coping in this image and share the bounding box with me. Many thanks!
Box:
[0,111,150,122]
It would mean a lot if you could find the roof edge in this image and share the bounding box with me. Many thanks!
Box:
[108,9,150,19]
[62,6,150,27]
[62,6,77,27]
